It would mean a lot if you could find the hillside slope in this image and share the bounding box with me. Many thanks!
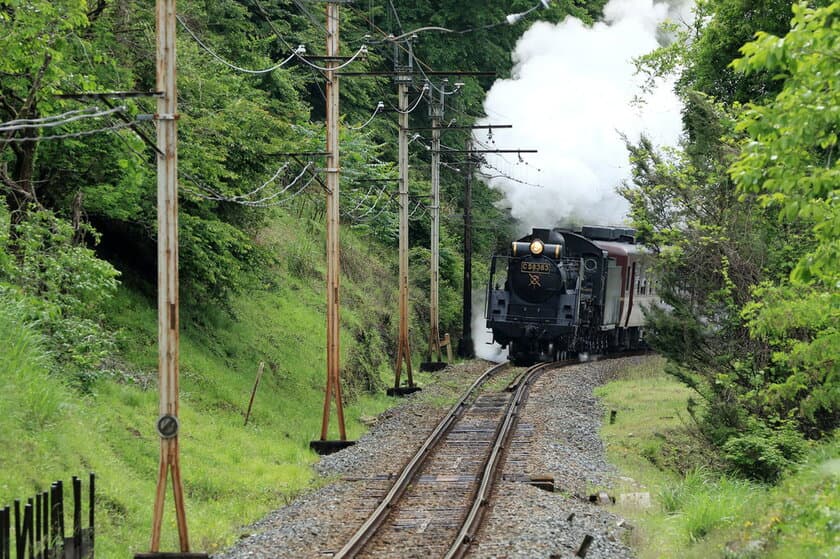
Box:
[0,211,425,556]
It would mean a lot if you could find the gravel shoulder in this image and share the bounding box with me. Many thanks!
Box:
[216,357,650,558]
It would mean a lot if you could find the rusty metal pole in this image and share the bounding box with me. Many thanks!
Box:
[319,0,347,441]
[458,138,475,358]
[149,0,190,553]
[393,66,414,390]
[428,85,443,362]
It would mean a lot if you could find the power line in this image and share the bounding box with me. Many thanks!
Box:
[291,0,328,34]
[386,0,404,35]
[389,83,428,114]
[249,0,300,54]
[180,163,319,207]
[0,120,136,142]
[177,14,299,74]
[346,101,384,130]
[0,106,127,132]
[293,44,369,72]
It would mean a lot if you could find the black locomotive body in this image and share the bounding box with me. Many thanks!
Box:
[485,226,654,363]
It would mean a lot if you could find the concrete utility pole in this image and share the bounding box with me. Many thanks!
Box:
[392,47,415,393]
[317,0,348,446]
[141,1,203,557]
[458,137,475,358]
[427,84,443,363]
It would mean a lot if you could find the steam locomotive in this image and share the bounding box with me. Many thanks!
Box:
[485,226,656,363]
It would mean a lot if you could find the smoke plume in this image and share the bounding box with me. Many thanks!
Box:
[475,0,691,230]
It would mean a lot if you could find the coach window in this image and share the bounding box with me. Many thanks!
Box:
[637,267,646,295]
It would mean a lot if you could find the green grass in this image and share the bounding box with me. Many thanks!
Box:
[0,217,418,556]
[596,357,840,559]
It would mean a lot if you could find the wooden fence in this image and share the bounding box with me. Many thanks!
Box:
[0,474,94,559]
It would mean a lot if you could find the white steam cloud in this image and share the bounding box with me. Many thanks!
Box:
[475,0,691,230]
[471,0,692,358]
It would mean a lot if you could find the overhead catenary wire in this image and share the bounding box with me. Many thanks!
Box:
[223,163,292,202]
[0,120,137,142]
[186,163,314,205]
[386,0,404,35]
[346,101,384,130]
[180,164,319,207]
[240,174,319,207]
[0,105,127,132]
[0,107,98,128]
[293,44,369,72]
[480,159,544,188]
[249,0,300,53]
[177,15,299,74]
[391,83,428,114]
[291,0,328,34]
[344,184,379,212]
[341,184,392,220]
[342,193,396,223]
[113,127,321,208]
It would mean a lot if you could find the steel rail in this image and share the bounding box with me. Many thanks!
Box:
[445,360,566,559]
[333,361,510,558]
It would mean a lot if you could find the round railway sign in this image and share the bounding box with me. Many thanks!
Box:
[156,414,180,439]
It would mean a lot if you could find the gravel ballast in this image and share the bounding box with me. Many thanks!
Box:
[216,356,650,558]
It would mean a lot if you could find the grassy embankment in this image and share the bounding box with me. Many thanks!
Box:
[596,358,838,558]
[0,212,423,556]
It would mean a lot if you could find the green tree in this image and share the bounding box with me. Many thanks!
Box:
[730,2,839,434]
[620,0,836,479]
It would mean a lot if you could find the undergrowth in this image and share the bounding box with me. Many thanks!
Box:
[597,357,839,559]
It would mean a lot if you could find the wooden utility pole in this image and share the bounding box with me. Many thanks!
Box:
[317,0,348,444]
[140,1,201,557]
[392,48,415,393]
[458,137,475,358]
[427,84,443,363]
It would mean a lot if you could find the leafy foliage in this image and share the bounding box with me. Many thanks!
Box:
[729,3,840,435]
[722,419,807,482]
[622,0,838,478]
[0,203,119,389]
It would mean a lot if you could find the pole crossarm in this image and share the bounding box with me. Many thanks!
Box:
[56,91,164,98]
[337,71,495,77]
[435,149,538,154]
[403,124,512,131]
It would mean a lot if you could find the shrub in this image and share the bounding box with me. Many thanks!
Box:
[179,213,270,308]
[7,208,120,313]
[722,420,808,482]
[1,206,120,389]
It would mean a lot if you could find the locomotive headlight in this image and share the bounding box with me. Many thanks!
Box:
[529,239,544,255]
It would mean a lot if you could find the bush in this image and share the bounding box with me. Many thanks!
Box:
[722,420,808,482]
[179,213,270,308]
[0,206,120,389]
[659,468,759,544]
[6,208,120,313]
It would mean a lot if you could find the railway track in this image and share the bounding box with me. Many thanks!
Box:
[333,360,563,559]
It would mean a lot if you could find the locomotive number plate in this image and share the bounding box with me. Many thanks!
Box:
[520,261,551,274]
